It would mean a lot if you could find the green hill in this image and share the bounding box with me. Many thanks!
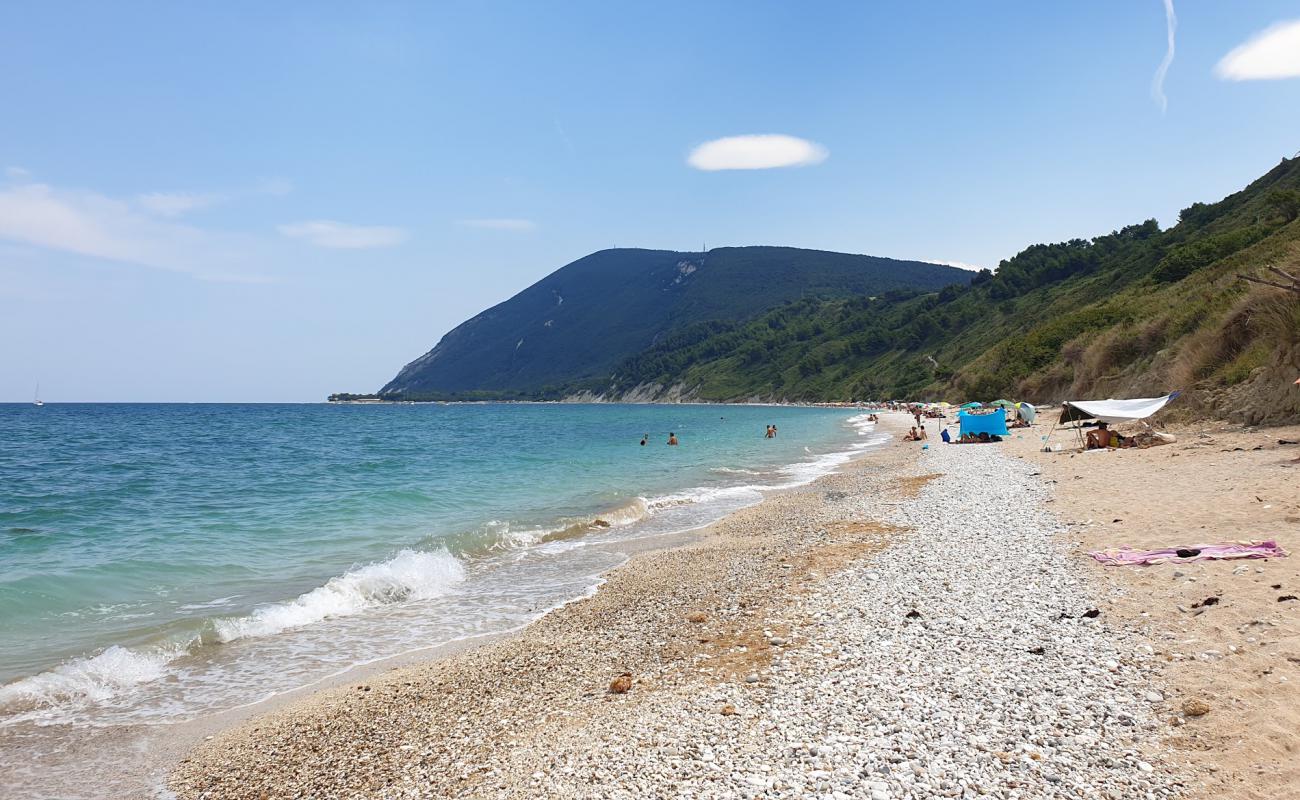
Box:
[379,247,970,399]
[590,157,1300,425]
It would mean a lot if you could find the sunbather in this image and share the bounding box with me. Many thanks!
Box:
[1086,422,1113,450]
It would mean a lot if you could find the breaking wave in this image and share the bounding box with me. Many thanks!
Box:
[212,548,465,643]
[0,548,466,720]
[0,645,177,719]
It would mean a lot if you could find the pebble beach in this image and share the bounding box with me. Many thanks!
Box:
[169,412,1300,799]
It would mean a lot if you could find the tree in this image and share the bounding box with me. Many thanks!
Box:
[1264,188,1300,223]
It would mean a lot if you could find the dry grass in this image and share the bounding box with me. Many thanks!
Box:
[1168,286,1279,389]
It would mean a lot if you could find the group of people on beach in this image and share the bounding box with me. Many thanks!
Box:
[902,425,927,441]
[955,431,1002,444]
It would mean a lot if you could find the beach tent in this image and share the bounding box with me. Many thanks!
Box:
[958,410,1009,438]
[1046,392,1180,450]
[1016,402,1037,424]
[1057,392,1181,424]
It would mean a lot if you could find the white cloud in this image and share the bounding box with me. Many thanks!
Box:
[5,166,31,180]
[278,220,408,249]
[455,218,537,232]
[1151,0,1177,113]
[930,259,984,272]
[0,183,271,282]
[1216,19,1300,80]
[138,191,224,217]
[687,134,828,171]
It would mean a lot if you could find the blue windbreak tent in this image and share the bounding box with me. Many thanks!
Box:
[958,410,1009,438]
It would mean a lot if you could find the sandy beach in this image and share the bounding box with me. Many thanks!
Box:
[1009,415,1300,800]
[168,411,1300,800]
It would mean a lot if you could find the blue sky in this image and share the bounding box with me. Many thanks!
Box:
[3,1,1300,401]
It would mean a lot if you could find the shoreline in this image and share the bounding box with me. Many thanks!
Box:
[168,414,918,798]
[167,411,1300,800]
[0,407,893,800]
[40,408,1294,799]
[168,412,1192,799]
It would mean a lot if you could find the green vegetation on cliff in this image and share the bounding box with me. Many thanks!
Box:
[589,157,1300,424]
[379,247,969,399]
[366,157,1300,425]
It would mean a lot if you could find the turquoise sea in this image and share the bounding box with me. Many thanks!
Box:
[0,402,882,796]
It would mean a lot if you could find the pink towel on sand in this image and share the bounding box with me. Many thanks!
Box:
[1088,540,1287,566]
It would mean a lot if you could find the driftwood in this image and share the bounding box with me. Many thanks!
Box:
[1238,264,1300,294]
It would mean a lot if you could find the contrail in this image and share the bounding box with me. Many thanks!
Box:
[1151,0,1177,113]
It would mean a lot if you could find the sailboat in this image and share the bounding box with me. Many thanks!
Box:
[33,383,44,407]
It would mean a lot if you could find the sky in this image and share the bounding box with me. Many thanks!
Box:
[3,1,1300,402]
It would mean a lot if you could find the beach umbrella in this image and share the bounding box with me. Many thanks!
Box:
[989,399,1016,410]
[1017,402,1037,423]
[960,401,982,409]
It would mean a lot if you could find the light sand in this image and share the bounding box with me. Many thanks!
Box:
[1005,414,1300,800]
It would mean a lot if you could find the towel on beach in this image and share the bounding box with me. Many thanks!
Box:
[1087,540,1288,566]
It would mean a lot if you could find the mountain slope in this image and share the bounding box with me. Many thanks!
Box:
[380,247,970,399]
[595,157,1300,424]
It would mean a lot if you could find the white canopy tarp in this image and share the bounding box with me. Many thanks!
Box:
[1059,392,1180,424]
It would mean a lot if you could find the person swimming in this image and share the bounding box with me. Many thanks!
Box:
[639,433,648,446]
[667,432,679,446]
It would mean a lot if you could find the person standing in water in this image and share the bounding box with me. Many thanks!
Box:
[765,425,774,439]
[667,432,679,446]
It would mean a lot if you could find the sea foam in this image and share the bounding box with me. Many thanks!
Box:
[0,645,175,716]
[213,548,465,643]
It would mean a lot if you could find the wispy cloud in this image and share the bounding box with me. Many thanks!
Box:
[5,165,31,180]
[278,220,409,249]
[138,191,224,217]
[1216,19,1300,81]
[1151,0,1177,113]
[687,134,828,171]
[455,218,538,232]
[136,178,293,218]
[0,183,271,282]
